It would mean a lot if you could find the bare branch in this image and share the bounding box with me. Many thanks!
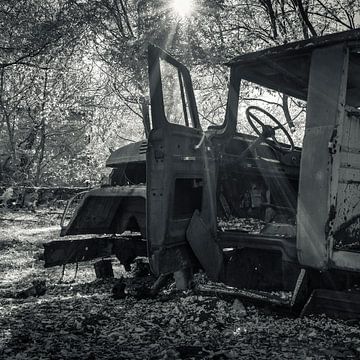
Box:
[291,0,317,37]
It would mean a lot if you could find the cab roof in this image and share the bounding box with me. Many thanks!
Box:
[227,29,360,106]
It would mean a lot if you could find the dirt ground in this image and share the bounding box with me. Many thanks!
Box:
[1,209,360,359]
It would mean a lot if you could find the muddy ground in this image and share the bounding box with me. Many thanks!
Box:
[1,209,360,359]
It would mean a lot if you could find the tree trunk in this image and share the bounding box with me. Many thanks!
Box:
[35,71,48,186]
[259,0,278,40]
[293,0,317,37]
[35,118,46,185]
[0,68,16,162]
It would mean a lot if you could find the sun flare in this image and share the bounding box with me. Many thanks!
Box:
[170,0,194,17]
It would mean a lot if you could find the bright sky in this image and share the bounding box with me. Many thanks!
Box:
[170,0,194,17]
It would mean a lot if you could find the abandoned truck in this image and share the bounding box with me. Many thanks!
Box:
[45,29,360,315]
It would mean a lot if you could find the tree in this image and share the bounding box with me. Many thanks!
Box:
[1,0,358,185]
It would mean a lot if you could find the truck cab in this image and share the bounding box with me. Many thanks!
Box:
[46,29,360,311]
[146,29,360,291]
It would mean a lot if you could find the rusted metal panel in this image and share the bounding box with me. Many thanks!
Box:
[301,289,360,319]
[106,141,147,167]
[227,29,360,67]
[94,259,114,278]
[331,251,360,272]
[43,236,146,268]
[147,125,217,275]
[186,210,223,281]
[196,284,290,308]
[44,237,114,267]
[297,45,348,270]
[228,30,360,107]
[146,45,217,276]
[331,110,360,257]
[217,231,297,263]
[61,186,146,236]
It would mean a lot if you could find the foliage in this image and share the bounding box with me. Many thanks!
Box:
[0,0,359,185]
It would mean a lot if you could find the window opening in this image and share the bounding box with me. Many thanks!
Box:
[160,59,193,127]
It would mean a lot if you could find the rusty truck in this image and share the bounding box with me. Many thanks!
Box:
[44,29,360,316]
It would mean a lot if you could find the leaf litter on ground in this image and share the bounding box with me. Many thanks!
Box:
[1,209,360,359]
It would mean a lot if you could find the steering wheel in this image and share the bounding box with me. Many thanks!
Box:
[245,106,294,152]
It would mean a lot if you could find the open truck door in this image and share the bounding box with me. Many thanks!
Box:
[297,38,360,275]
[146,45,221,279]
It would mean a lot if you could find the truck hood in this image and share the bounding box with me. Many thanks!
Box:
[106,140,147,167]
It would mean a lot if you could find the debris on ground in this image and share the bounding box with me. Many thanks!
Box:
[232,298,247,317]
[1,209,360,359]
[15,279,47,299]
[218,217,266,233]
[112,277,126,299]
[131,258,151,278]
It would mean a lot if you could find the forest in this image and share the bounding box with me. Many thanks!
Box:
[2,2,360,359]
[1,0,359,187]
